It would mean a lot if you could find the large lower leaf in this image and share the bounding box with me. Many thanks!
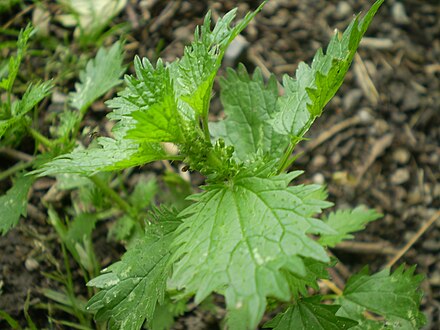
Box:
[170,171,334,329]
[336,265,426,329]
[264,297,357,330]
[87,209,181,329]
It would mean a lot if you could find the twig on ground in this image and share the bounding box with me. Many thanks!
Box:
[385,210,440,268]
[354,53,379,106]
[304,116,362,153]
[356,133,394,183]
[334,241,399,255]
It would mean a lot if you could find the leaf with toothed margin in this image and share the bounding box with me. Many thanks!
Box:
[69,41,126,112]
[124,57,186,144]
[271,0,384,141]
[264,296,358,330]
[336,265,426,329]
[319,206,382,247]
[170,170,335,329]
[0,174,34,235]
[86,208,181,330]
[171,1,267,117]
[209,64,289,163]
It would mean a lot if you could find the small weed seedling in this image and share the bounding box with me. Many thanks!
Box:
[1,0,426,329]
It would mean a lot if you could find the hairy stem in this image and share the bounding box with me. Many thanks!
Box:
[201,115,211,142]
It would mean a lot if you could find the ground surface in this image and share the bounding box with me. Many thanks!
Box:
[0,0,439,329]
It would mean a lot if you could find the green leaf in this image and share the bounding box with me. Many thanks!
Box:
[69,41,125,112]
[319,206,382,247]
[170,171,334,329]
[149,295,187,330]
[34,137,167,176]
[34,62,170,177]
[210,65,289,162]
[271,0,383,139]
[128,176,157,212]
[264,297,357,330]
[286,258,332,298]
[0,174,34,235]
[50,110,81,140]
[336,265,426,329]
[124,57,185,143]
[173,2,267,117]
[86,208,181,329]
[0,80,53,139]
[0,24,33,92]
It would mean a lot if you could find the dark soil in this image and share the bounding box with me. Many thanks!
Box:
[1,0,439,329]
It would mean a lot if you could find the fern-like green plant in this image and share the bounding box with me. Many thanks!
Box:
[33,1,426,329]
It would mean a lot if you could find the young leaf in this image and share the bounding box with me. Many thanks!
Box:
[69,41,125,112]
[0,24,33,92]
[0,174,34,235]
[170,171,334,329]
[124,58,185,143]
[264,297,357,330]
[0,80,53,139]
[271,0,383,139]
[210,65,289,162]
[86,209,181,329]
[173,2,266,117]
[319,206,382,247]
[336,265,426,329]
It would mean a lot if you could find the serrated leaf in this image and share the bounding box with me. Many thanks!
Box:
[86,209,181,329]
[319,206,382,247]
[128,176,157,212]
[69,41,125,112]
[271,0,383,139]
[0,25,33,92]
[336,265,426,329]
[173,2,266,117]
[170,172,334,329]
[0,80,53,139]
[149,295,187,330]
[210,65,289,162]
[50,110,81,140]
[264,297,357,330]
[286,258,332,298]
[0,174,34,235]
[124,57,185,143]
[34,137,166,176]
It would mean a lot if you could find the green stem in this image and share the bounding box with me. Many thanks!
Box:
[0,161,34,181]
[201,115,211,142]
[277,141,296,174]
[28,127,56,149]
[277,116,316,174]
[89,175,136,218]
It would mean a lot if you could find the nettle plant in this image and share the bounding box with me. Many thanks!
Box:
[34,0,425,329]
